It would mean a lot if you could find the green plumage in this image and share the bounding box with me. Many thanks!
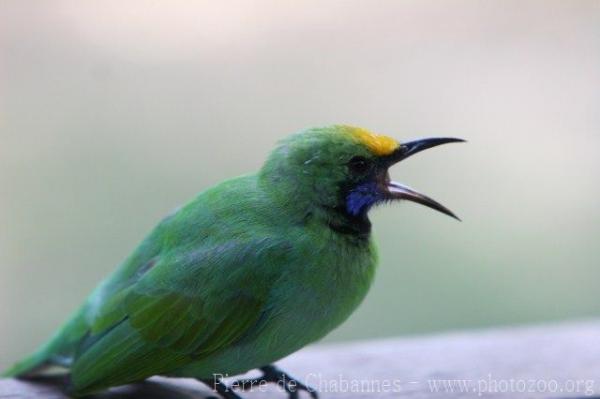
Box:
[3,125,461,397]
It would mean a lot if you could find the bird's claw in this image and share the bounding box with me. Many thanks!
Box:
[231,365,318,399]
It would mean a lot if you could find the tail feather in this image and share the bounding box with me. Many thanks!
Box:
[2,348,52,378]
[3,308,89,378]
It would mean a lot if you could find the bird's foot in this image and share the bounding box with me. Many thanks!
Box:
[231,365,318,399]
[201,377,242,399]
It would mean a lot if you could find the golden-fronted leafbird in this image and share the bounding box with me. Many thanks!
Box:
[3,125,463,398]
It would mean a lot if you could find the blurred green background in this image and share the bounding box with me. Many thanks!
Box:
[1,1,599,370]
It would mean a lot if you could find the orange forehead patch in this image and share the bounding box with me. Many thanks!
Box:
[349,128,400,156]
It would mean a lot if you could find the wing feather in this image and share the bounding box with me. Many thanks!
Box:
[70,238,286,395]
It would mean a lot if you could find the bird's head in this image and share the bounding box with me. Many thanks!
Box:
[260,125,464,234]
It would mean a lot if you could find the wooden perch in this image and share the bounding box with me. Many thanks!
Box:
[2,320,600,398]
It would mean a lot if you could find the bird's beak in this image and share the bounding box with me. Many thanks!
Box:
[384,137,465,220]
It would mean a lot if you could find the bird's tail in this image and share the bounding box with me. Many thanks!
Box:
[2,308,88,378]
[2,347,52,378]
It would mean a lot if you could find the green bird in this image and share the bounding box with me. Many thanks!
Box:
[3,125,463,398]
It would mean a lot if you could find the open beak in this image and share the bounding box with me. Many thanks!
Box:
[384,137,465,220]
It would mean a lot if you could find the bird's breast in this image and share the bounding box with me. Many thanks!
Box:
[257,233,377,355]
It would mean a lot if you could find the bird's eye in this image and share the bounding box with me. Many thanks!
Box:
[348,156,370,174]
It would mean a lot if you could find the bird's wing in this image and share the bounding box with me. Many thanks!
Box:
[69,238,288,394]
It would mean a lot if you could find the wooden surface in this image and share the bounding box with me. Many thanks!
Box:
[2,320,600,398]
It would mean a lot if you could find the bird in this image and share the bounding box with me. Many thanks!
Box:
[2,125,464,398]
